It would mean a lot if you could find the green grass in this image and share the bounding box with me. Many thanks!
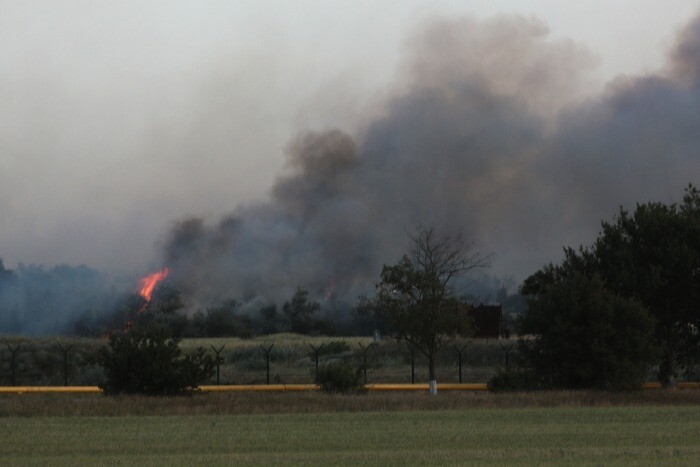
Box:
[1,406,699,465]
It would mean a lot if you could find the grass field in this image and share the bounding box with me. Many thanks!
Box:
[1,405,699,465]
[2,391,700,465]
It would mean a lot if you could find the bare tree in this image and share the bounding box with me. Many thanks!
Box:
[375,226,488,394]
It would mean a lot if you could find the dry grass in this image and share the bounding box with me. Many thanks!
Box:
[2,389,700,417]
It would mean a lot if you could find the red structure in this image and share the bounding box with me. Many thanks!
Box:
[466,304,504,339]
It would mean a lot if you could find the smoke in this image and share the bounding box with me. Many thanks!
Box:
[160,12,700,309]
[5,10,700,332]
[0,261,121,335]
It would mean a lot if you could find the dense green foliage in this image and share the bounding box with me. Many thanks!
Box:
[97,324,215,395]
[519,274,657,389]
[317,361,365,393]
[522,185,700,386]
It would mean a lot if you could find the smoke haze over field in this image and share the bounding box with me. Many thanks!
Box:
[3,2,700,322]
[163,12,700,307]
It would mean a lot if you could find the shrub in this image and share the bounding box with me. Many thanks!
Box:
[317,361,365,394]
[97,324,215,396]
[520,273,658,389]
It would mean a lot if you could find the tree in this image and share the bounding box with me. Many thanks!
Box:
[283,287,321,334]
[593,186,700,385]
[375,227,488,394]
[519,273,657,389]
[98,323,215,395]
[257,304,282,335]
[522,185,700,386]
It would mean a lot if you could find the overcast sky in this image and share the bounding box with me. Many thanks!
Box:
[2,1,700,276]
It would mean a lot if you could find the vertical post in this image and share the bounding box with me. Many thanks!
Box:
[57,344,74,386]
[259,344,274,385]
[500,343,514,372]
[358,343,371,385]
[210,345,225,385]
[7,344,20,386]
[454,344,467,383]
[309,344,325,385]
[410,345,415,384]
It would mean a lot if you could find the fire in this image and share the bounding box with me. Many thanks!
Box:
[138,267,170,303]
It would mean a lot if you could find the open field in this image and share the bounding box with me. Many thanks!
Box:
[1,405,699,465]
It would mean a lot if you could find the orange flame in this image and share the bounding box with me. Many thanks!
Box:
[138,267,170,302]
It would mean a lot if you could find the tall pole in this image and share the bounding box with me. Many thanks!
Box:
[7,344,20,386]
[259,344,274,385]
[410,346,415,384]
[58,344,73,386]
[454,344,467,383]
[309,344,325,385]
[210,345,225,385]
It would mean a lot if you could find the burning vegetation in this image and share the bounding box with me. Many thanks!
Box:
[138,268,170,309]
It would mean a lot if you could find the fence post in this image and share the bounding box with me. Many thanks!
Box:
[210,345,225,385]
[259,344,274,385]
[57,344,74,386]
[454,344,467,383]
[358,342,371,384]
[7,344,20,386]
[410,345,415,384]
[309,344,325,385]
[500,342,514,372]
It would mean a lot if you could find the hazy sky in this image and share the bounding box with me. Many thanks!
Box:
[2,1,700,276]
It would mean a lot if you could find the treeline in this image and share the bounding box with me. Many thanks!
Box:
[0,258,521,338]
[494,185,700,390]
[85,286,396,339]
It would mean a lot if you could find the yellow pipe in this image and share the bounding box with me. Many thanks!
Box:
[198,384,318,392]
[364,383,488,391]
[0,386,101,394]
[1,382,698,394]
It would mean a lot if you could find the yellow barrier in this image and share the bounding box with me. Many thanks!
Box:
[0,382,698,394]
[0,386,101,394]
[198,384,318,392]
[365,383,488,391]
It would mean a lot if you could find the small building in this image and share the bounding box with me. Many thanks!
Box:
[467,304,504,339]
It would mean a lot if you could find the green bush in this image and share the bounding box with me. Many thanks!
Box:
[520,273,658,389]
[97,324,215,396]
[317,361,365,394]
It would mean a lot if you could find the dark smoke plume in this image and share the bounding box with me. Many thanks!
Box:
[162,13,700,309]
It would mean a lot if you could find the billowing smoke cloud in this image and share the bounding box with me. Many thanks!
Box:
[161,12,700,309]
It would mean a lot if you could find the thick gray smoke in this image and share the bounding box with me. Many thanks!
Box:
[164,13,700,309]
